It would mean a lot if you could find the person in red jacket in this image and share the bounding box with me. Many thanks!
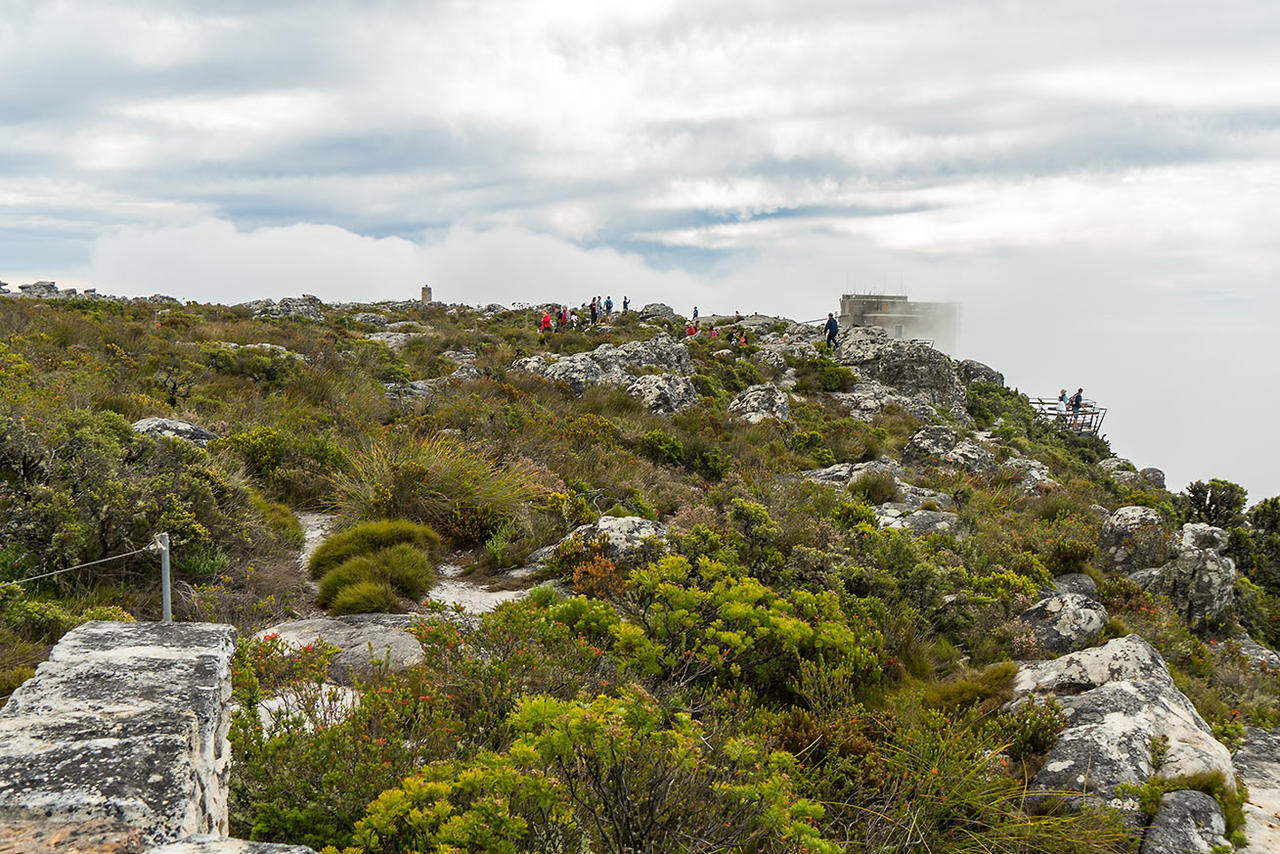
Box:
[540,310,552,332]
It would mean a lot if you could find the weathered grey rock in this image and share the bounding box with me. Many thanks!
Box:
[835,327,965,411]
[1008,635,1235,813]
[1099,457,1134,473]
[384,377,445,403]
[251,295,325,322]
[131,418,220,447]
[626,374,700,414]
[351,312,388,327]
[637,302,678,321]
[956,359,1004,388]
[728,383,790,423]
[253,684,362,736]
[365,331,418,351]
[1139,790,1228,854]
[1233,633,1280,671]
[529,516,667,566]
[1098,506,1176,573]
[1051,573,1099,600]
[827,381,938,423]
[1139,467,1167,490]
[752,338,819,372]
[1233,727,1280,854]
[450,364,483,381]
[902,426,996,474]
[146,835,316,853]
[875,507,962,536]
[1020,593,1108,654]
[0,622,237,847]
[1003,456,1059,496]
[257,616,425,687]
[1129,529,1236,632]
[513,335,690,394]
[795,460,955,512]
[440,348,476,364]
[15,281,60,298]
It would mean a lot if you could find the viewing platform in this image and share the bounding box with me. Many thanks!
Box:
[1030,396,1107,436]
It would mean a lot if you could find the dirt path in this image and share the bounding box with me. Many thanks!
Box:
[427,563,532,614]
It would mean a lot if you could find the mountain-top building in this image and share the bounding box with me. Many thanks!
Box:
[839,293,959,352]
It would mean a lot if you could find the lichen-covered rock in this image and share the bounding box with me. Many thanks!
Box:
[1233,727,1280,854]
[875,507,962,536]
[530,515,668,566]
[1098,506,1176,572]
[1139,790,1228,854]
[513,335,690,394]
[637,302,678,321]
[1128,527,1236,632]
[365,331,419,351]
[1139,467,1167,489]
[258,615,425,687]
[902,426,996,474]
[146,835,317,853]
[835,327,965,411]
[450,364,483,381]
[1099,457,1133,473]
[1020,593,1107,654]
[626,374,700,414]
[728,383,790,423]
[795,460,955,513]
[827,381,938,423]
[0,622,237,847]
[351,313,388,327]
[1002,456,1059,496]
[384,377,445,403]
[1008,635,1235,813]
[1050,573,1099,600]
[252,295,325,322]
[956,359,1004,388]
[131,418,220,447]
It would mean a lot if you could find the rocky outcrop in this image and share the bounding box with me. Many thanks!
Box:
[728,383,790,423]
[512,335,690,394]
[1139,790,1229,854]
[1008,635,1235,814]
[248,296,325,322]
[146,836,316,852]
[876,507,962,536]
[835,327,965,412]
[351,313,388,327]
[1233,727,1280,853]
[530,516,667,566]
[257,614,425,687]
[1002,456,1059,496]
[384,377,445,403]
[626,374,700,414]
[132,418,220,447]
[955,359,1004,388]
[1020,593,1108,654]
[902,426,996,474]
[827,381,938,423]
[0,622,237,847]
[1098,506,1175,573]
[637,303,678,322]
[1129,523,1236,632]
[797,460,955,514]
[1050,573,1099,600]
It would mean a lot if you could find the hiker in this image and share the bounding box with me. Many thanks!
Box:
[1056,389,1068,423]
[686,323,696,338]
[692,306,699,322]
[589,297,598,325]
[710,326,718,338]
[740,329,749,346]
[824,312,839,348]
[1069,388,1084,425]
[604,296,613,317]
[622,296,629,313]
[540,310,552,333]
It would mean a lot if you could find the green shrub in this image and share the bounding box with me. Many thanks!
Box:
[329,579,398,615]
[636,428,684,467]
[792,355,855,393]
[317,544,438,611]
[309,520,443,580]
[849,471,901,505]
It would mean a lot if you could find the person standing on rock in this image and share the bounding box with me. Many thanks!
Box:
[604,296,613,318]
[622,296,629,313]
[824,312,839,349]
[589,297,598,325]
[692,306,699,323]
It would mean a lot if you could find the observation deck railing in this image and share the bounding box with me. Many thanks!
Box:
[1030,397,1107,436]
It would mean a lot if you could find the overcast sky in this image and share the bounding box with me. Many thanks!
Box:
[2,1,1278,500]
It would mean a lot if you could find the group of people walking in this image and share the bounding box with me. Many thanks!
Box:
[539,295,629,333]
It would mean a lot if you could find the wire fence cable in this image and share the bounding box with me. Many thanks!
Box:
[8,544,157,586]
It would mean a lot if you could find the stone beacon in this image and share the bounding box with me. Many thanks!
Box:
[838,292,959,353]
[420,284,433,303]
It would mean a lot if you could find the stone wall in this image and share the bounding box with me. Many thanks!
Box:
[0,621,310,852]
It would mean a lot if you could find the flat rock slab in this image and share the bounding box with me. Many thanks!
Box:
[1234,727,1280,853]
[257,616,425,686]
[0,622,237,847]
[0,819,145,853]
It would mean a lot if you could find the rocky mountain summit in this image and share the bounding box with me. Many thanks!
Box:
[0,293,1277,853]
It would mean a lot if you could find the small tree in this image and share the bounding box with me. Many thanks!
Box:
[1178,478,1247,528]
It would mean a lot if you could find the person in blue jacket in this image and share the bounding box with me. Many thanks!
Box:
[824,312,839,348]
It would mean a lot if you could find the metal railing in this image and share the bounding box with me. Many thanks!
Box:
[7,533,174,622]
[1030,397,1107,436]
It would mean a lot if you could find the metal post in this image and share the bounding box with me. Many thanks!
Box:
[158,532,172,623]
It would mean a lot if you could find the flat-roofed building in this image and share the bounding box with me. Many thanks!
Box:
[838,293,959,352]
